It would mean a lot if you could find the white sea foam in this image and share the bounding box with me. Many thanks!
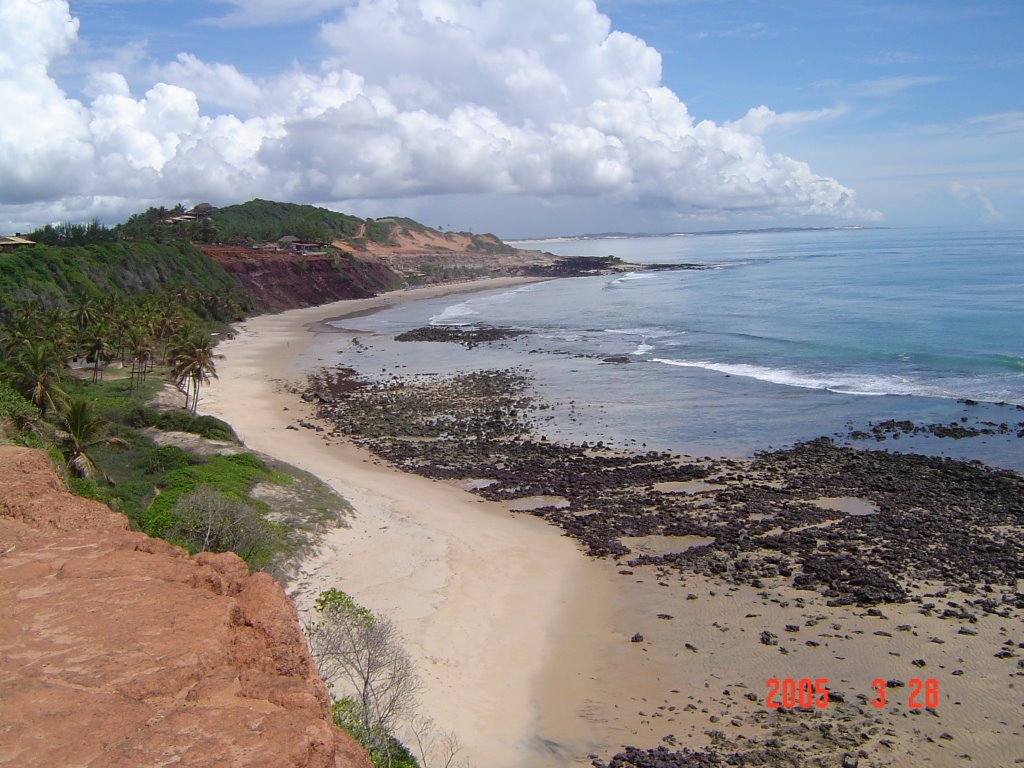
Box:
[651,359,937,398]
[538,333,582,342]
[651,358,1024,404]
[512,282,543,293]
[604,327,677,338]
[429,302,479,325]
[478,287,526,304]
[428,283,540,325]
[608,272,657,287]
[633,343,655,355]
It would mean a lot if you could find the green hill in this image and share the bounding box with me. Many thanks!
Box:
[211,199,397,245]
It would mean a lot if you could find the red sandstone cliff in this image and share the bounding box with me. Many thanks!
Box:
[202,246,401,311]
[0,445,371,768]
[202,235,554,312]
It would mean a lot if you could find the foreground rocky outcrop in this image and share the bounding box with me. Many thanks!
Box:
[0,445,371,768]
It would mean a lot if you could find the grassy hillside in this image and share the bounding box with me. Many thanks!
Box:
[211,199,507,252]
[0,240,241,308]
[212,199,395,245]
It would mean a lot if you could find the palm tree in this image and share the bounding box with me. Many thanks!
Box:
[1,312,39,357]
[56,397,127,480]
[152,311,185,364]
[112,312,135,366]
[8,340,66,416]
[72,297,98,334]
[169,329,219,414]
[174,285,195,309]
[40,307,74,362]
[126,327,155,394]
[81,323,113,382]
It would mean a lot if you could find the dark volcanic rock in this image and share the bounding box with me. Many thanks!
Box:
[593,744,806,768]
[305,368,1024,608]
[395,325,529,347]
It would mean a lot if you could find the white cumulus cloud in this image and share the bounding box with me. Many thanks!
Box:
[0,0,875,232]
[160,53,263,112]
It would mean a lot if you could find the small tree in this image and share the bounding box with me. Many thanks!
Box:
[81,324,113,382]
[307,589,421,767]
[125,327,154,394]
[409,715,468,768]
[0,380,40,436]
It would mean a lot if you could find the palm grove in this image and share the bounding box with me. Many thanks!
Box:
[0,211,262,564]
[3,288,228,419]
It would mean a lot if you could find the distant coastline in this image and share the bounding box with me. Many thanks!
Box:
[508,224,880,244]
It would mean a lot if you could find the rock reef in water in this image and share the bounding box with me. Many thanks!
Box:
[0,445,371,768]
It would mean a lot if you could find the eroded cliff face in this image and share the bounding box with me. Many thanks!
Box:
[348,227,553,279]
[202,246,401,311]
[202,238,556,312]
[0,446,371,768]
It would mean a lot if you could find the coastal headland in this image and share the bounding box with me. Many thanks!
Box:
[201,277,1024,768]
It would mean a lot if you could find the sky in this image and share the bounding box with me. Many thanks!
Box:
[0,0,1021,238]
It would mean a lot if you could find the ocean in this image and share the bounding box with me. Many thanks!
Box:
[323,227,1024,471]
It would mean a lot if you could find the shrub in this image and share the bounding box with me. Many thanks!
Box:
[0,380,39,435]
[100,479,154,520]
[125,405,160,428]
[189,414,236,441]
[309,589,421,767]
[141,452,278,543]
[66,476,103,500]
[143,444,195,474]
[166,485,283,568]
[332,699,420,768]
[126,404,237,441]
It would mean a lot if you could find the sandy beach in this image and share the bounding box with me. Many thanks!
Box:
[201,277,1024,768]
[201,279,625,766]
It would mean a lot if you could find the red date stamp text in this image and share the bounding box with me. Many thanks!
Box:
[765,677,939,710]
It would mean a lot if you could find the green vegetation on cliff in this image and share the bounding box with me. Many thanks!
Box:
[0,240,242,308]
[1,363,346,574]
[0,287,317,573]
[0,381,39,437]
[5,199,525,315]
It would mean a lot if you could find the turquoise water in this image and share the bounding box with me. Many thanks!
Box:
[484,228,1024,404]
[328,227,1024,469]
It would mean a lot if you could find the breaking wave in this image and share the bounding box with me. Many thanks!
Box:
[651,358,1022,405]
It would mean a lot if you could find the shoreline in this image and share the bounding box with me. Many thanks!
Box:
[200,277,621,766]
[202,277,1024,768]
